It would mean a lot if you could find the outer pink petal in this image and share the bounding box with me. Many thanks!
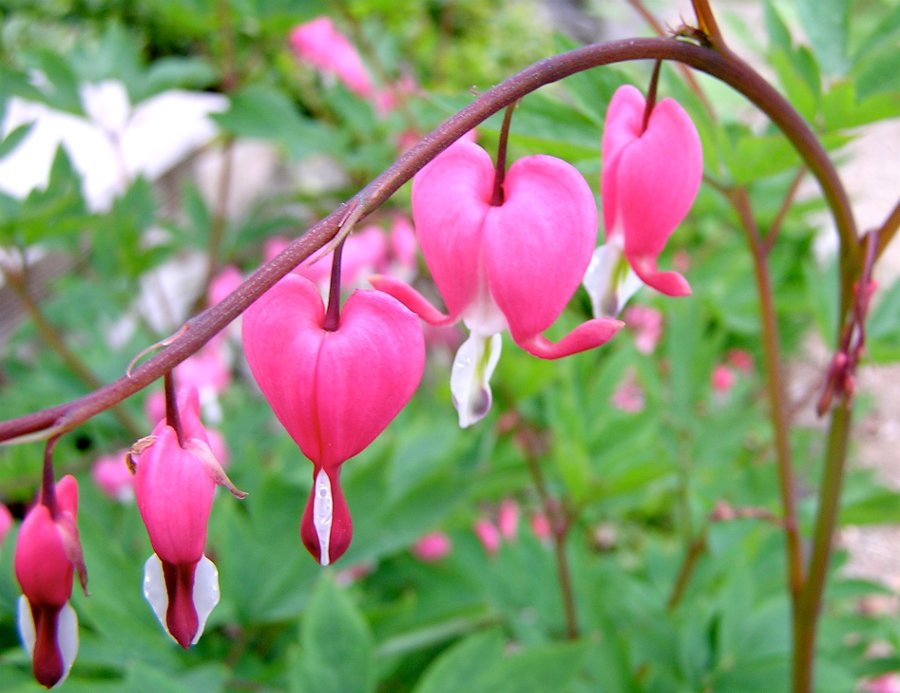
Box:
[15,506,73,608]
[601,85,646,237]
[314,289,425,467]
[368,274,456,326]
[518,318,623,359]
[300,466,353,565]
[134,426,215,565]
[615,96,701,296]
[242,275,326,460]
[412,140,493,321]
[483,154,597,343]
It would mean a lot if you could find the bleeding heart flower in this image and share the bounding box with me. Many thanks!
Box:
[290,17,374,99]
[371,140,622,427]
[242,274,424,565]
[584,84,702,316]
[411,532,452,562]
[133,387,245,648]
[14,475,86,689]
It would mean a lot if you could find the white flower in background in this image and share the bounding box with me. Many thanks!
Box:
[0,79,227,211]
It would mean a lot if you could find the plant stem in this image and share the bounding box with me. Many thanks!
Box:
[667,533,706,610]
[728,187,805,612]
[490,102,517,206]
[793,400,852,692]
[762,167,806,255]
[40,435,60,517]
[2,266,142,438]
[518,426,579,639]
[641,60,662,132]
[164,371,186,447]
[875,200,900,261]
[323,238,346,332]
[0,36,859,443]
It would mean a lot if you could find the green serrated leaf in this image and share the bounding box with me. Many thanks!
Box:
[293,574,375,693]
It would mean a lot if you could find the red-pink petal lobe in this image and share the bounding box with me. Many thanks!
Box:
[517,318,623,359]
[369,274,456,326]
[15,508,74,608]
[30,603,65,688]
[601,85,646,237]
[314,289,425,467]
[243,274,425,469]
[607,87,702,296]
[134,426,215,565]
[161,561,199,649]
[483,154,597,343]
[412,140,493,320]
[243,275,326,460]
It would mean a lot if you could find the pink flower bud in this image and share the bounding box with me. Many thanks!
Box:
[0,502,13,546]
[207,265,243,307]
[91,452,134,502]
[611,371,645,413]
[530,512,552,541]
[15,476,85,688]
[624,304,663,354]
[711,364,736,394]
[474,519,501,556]
[726,348,754,373]
[412,532,453,562]
[498,499,519,541]
[242,274,424,565]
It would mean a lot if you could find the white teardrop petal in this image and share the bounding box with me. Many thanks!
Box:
[190,555,220,645]
[582,241,643,317]
[450,331,502,428]
[17,595,35,657]
[55,602,79,686]
[143,553,170,637]
[313,469,334,566]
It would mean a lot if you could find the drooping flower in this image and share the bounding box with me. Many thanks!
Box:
[290,17,374,99]
[610,370,646,413]
[132,387,244,648]
[530,512,552,542]
[498,499,519,541]
[583,85,702,316]
[242,274,424,565]
[14,475,86,689]
[371,139,622,427]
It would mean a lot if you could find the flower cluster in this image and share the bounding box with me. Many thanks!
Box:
[9,66,702,687]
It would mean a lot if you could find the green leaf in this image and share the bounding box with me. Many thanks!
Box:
[724,132,801,184]
[795,0,850,76]
[213,86,327,160]
[763,0,792,53]
[414,629,505,693]
[478,641,588,693]
[140,57,219,100]
[841,489,900,525]
[0,122,34,161]
[293,574,375,693]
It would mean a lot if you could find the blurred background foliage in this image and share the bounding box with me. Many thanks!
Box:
[0,0,899,690]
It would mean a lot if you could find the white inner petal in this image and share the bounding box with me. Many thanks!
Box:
[191,555,220,645]
[143,553,168,636]
[582,239,642,317]
[450,331,502,428]
[313,469,334,566]
[56,602,79,686]
[142,553,221,645]
[17,595,35,657]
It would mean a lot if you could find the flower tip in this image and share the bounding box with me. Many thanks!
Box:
[518,318,624,360]
[301,469,353,566]
[630,256,692,297]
